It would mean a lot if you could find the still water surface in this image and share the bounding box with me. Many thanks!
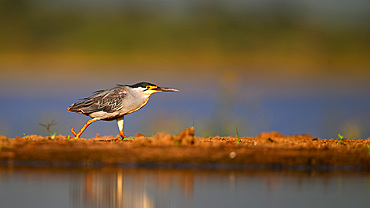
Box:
[1,78,369,139]
[0,166,369,208]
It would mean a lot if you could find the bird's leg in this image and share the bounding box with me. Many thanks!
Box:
[70,127,77,136]
[120,131,127,139]
[70,118,100,139]
[116,117,127,139]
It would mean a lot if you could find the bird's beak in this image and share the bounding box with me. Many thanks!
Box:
[155,87,179,92]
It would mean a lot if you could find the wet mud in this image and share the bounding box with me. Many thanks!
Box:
[0,128,369,169]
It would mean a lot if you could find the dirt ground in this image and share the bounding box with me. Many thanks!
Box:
[0,128,369,169]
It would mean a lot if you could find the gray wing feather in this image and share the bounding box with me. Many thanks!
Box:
[68,87,127,115]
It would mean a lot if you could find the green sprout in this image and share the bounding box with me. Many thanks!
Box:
[39,120,57,139]
[337,134,345,144]
[23,133,31,140]
[337,133,358,144]
[67,135,71,140]
[236,124,241,143]
[124,137,135,140]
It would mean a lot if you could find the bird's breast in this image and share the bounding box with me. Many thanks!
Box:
[123,97,150,115]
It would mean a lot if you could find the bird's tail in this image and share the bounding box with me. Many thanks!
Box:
[68,100,88,112]
[68,99,96,115]
[67,103,79,112]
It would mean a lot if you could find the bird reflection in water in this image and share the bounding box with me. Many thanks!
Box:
[69,168,194,208]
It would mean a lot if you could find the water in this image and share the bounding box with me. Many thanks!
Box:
[0,69,369,139]
[0,166,369,208]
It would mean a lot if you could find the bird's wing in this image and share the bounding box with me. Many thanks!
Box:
[95,87,127,113]
[68,87,127,114]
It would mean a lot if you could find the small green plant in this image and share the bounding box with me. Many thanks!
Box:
[67,135,71,140]
[337,134,345,144]
[50,132,56,140]
[337,133,358,144]
[40,120,58,139]
[236,124,241,143]
[124,137,135,140]
[23,133,31,140]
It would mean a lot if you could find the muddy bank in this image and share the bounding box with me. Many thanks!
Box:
[0,128,369,169]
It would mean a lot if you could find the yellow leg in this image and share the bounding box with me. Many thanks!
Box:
[119,130,128,139]
[70,118,100,139]
[116,117,127,139]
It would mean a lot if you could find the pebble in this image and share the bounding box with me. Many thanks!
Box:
[229,151,237,159]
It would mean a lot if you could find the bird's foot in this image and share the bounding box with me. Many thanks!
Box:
[70,126,77,137]
[120,130,128,139]
[71,126,80,139]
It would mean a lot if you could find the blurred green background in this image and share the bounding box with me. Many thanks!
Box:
[1,0,369,68]
[0,0,369,138]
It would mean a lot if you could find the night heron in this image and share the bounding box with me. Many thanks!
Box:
[68,82,179,139]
